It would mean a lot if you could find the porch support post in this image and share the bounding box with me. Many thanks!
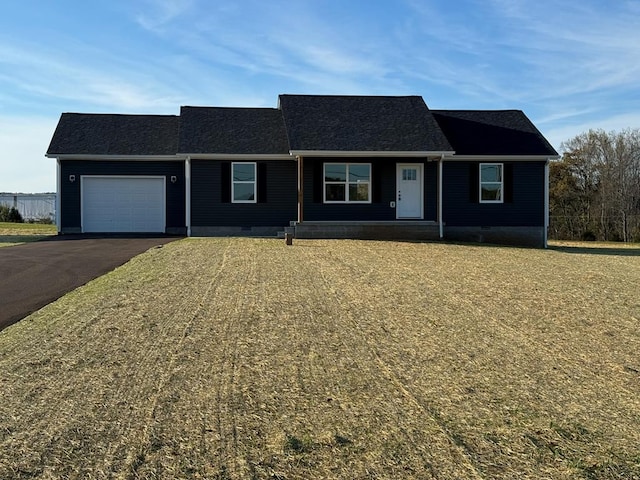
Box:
[544,159,550,248]
[438,155,444,239]
[297,155,304,223]
[56,158,61,234]
[185,156,191,237]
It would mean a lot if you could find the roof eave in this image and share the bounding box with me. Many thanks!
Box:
[444,154,560,161]
[289,150,455,158]
[45,154,184,161]
[177,153,293,160]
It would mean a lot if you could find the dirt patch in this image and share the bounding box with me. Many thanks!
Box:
[1,238,639,479]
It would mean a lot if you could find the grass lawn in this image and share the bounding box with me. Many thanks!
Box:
[1,238,639,479]
[0,222,56,247]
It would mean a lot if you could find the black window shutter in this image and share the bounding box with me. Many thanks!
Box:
[372,163,381,203]
[469,163,479,203]
[504,163,514,203]
[313,160,323,203]
[221,162,231,203]
[258,162,267,203]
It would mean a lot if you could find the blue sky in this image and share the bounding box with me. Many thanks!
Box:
[1,0,639,192]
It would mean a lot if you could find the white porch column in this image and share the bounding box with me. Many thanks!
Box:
[185,156,191,237]
[438,155,444,239]
[297,155,304,223]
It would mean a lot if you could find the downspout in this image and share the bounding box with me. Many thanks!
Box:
[438,154,444,239]
[185,156,191,237]
[56,158,61,234]
[544,159,550,248]
[297,155,304,223]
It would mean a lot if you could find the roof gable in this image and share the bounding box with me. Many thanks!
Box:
[178,107,289,155]
[47,113,179,156]
[432,110,558,156]
[278,95,453,153]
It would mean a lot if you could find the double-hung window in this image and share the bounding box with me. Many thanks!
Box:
[232,162,257,203]
[324,163,371,203]
[479,163,503,203]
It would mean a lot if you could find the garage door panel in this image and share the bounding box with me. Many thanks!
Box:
[82,177,165,233]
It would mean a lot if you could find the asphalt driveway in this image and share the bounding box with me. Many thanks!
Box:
[0,235,180,332]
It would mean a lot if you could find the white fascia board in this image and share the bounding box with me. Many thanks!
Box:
[179,153,293,160]
[444,154,560,161]
[289,150,455,158]
[45,154,185,161]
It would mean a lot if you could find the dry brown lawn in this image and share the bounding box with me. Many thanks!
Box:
[1,238,639,479]
[0,222,56,247]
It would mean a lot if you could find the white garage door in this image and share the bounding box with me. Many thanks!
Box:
[82,176,165,233]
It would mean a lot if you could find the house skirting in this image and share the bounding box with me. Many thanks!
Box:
[60,227,82,234]
[294,221,440,240]
[444,226,546,248]
[190,226,283,237]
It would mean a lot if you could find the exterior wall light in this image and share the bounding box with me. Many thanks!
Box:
[170,175,177,183]
[69,175,76,182]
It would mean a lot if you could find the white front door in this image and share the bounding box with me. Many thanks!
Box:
[396,164,423,219]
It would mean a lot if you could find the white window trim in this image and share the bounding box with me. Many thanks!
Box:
[231,162,257,204]
[479,162,504,204]
[323,163,372,204]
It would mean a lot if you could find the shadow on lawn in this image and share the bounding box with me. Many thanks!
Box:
[0,235,52,246]
[549,245,640,257]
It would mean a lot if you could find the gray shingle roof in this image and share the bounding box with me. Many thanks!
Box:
[178,107,289,154]
[432,110,558,156]
[47,113,179,156]
[278,95,453,152]
[47,99,558,159]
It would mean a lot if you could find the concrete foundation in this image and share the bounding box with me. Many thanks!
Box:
[294,221,441,241]
[444,226,546,248]
[190,226,282,237]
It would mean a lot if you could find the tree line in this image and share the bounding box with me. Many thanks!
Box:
[549,128,640,242]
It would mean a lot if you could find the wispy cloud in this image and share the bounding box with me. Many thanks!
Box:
[1,0,639,190]
[125,0,398,95]
[544,112,640,152]
[134,0,194,32]
[0,43,184,112]
[482,0,640,98]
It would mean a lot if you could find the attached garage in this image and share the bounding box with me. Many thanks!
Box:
[81,176,166,233]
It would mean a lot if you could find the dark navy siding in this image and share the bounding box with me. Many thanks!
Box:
[190,160,297,227]
[303,157,437,221]
[424,161,438,221]
[442,161,545,226]
[60,160,185,230]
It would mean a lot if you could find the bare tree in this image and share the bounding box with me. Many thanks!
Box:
[550,129,640,242]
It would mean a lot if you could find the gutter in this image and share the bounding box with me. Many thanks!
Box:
[289,150,455,158]
[443,154,560,162]
[44,154,183,161]
[177,153,292,160]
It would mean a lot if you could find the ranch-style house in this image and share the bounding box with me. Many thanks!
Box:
[46,94,559,247]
